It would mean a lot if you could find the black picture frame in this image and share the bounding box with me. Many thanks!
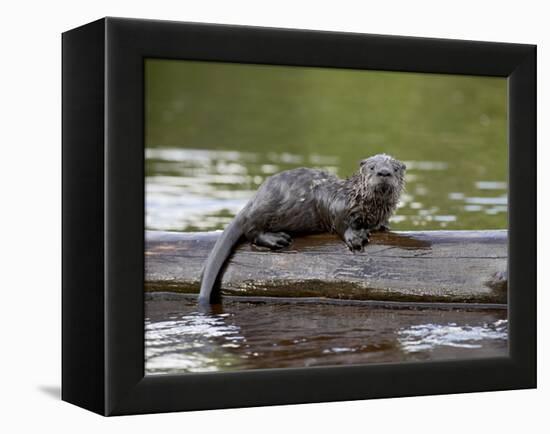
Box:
[62,17,536,416]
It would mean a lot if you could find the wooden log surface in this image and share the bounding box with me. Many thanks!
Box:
[145,230,508,304]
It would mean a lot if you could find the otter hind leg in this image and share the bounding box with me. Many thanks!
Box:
[254,232,292,250]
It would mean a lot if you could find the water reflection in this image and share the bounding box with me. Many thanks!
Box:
[398,319,508,352]
[145,296,508,375]
[145,311,244,373]
[146,148,508,232]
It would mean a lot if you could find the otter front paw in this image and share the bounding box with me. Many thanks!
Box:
[344,228,370,252]
[377,224,390,232]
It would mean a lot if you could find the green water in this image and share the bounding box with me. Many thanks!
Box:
[145,59,507,232]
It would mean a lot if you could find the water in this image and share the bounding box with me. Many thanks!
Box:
[145,295,508,375]
[146,147,508,232]
[145,59,507,233]
[144,59,508,374]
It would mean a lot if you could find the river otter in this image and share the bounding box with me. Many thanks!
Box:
[198,153,406,304]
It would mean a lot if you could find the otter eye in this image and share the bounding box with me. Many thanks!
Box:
[370,165,375,170]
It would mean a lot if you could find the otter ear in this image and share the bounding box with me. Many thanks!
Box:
[360,159,368,167]
[401,162,407,171]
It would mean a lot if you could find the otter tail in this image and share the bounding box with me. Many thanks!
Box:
[198,217,244,305]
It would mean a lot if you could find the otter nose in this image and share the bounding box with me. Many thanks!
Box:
[377,169,391,177]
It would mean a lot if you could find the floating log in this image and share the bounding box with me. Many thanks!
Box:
[145,230,508,304]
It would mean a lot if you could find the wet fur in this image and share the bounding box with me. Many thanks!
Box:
[198,154,406,304]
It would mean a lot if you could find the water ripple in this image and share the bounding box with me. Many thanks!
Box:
[398,320,508,352]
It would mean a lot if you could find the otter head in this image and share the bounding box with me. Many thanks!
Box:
[359,153,406,196]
